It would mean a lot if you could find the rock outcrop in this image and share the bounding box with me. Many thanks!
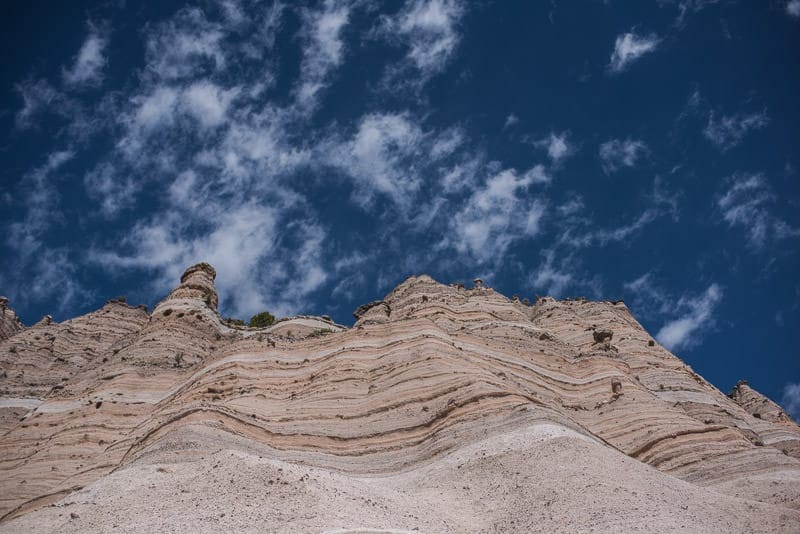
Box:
[0,266,798,532]
[0,298,23,342]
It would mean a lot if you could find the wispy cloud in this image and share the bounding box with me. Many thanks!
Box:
[531,249,574,297]
[782,383,800,422]
[143,7,227,81]
[8,150,75,259]
[449,166,548,263]
[376,0,465,89]
[503,113,519,130]
[535,132,574,164]
[536,178,680,298]
[4,151,90,313]
[623,271,674,320]
[65,3,330,318]
[556,196,584,217]
[598,138,648,174]
[323,112,427,212]
[62,22,108,87]
[716,172,800,248]
[787,0,800,17]
[608,31,660,73]
[672,0,722,28]
[14,79,78,130]
[563,209,660,248]
[656,283,723,351]
[296,0,352,111]
[83,162,137,217]
[703,110,768,151]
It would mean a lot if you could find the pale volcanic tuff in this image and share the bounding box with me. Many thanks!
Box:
[0,263,799,533]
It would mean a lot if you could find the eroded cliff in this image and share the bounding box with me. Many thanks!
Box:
[0,265,798,533]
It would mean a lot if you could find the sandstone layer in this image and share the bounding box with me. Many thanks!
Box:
[1,264,799,533]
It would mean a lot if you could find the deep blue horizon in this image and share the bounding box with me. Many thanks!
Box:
[1,1,799,416]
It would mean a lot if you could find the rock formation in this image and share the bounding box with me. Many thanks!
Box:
[0,264,798,532]
[0,298,23,342]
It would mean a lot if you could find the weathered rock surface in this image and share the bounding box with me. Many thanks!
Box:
[0,266,798,532]
[0,298,24,342]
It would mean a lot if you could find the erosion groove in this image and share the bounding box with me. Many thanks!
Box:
[1,266,799,532]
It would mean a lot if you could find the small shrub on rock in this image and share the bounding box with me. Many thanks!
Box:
[249,311,276,328]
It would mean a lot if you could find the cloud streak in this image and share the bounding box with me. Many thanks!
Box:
[782,383,800,422]
[656,284,723,351]
[449,166,548,263]
[609,31,660,73]
[716,173,799,248]
[598,138,648,174]
[703,110,768,151]
[296,0,352,111]
[63,22,108,87]
[376,0,465,90]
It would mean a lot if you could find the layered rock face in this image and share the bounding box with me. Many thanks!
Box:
[0,266,799,533]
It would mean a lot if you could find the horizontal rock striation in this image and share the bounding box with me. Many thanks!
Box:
[0,267,798,531]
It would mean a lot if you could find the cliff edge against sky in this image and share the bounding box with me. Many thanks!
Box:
[0,263,799,533]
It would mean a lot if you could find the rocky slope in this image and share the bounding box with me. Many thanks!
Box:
[0,297,24,342]
[0,264,798,533]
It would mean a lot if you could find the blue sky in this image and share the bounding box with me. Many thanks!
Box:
[1,1,799,416]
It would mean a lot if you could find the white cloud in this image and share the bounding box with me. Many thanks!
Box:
[28,249,90,314]
[92,198,326,318]
[568,209,659,248]
[716,172,799,248]
[63,23,108,87]
[9,1,342,321]
[656,283,723,351]
[4,1,698,328]
[609,31,660,73]
[623,271,671,318]
[536,132,573,163]
[429,127,465,159]
[182,81,238,128]
[782,383,800,421]
[787,0,800,17]
[133,86,180,130]
[8,150,75,259]
[556,178,677,249]
[296,0,351,110]
[703,110,769,151]
[438,156,481,193]
[598,138,648,174]
[14,79,76,129]
[503,114,519,130]
[323,112,460,213]
[450,166,548,262]
[531,249,573,297]
[556,196,584,216]
[377,0,465,88]
[216,110,311,183]
[4,152,89,314]
[144,8,226,81]
[84,163,137,217]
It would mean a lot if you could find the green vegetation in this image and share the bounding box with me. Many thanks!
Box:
[308,328,334,338]
[248,311,276,328]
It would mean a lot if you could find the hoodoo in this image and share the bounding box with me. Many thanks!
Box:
[0,265,799,532]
